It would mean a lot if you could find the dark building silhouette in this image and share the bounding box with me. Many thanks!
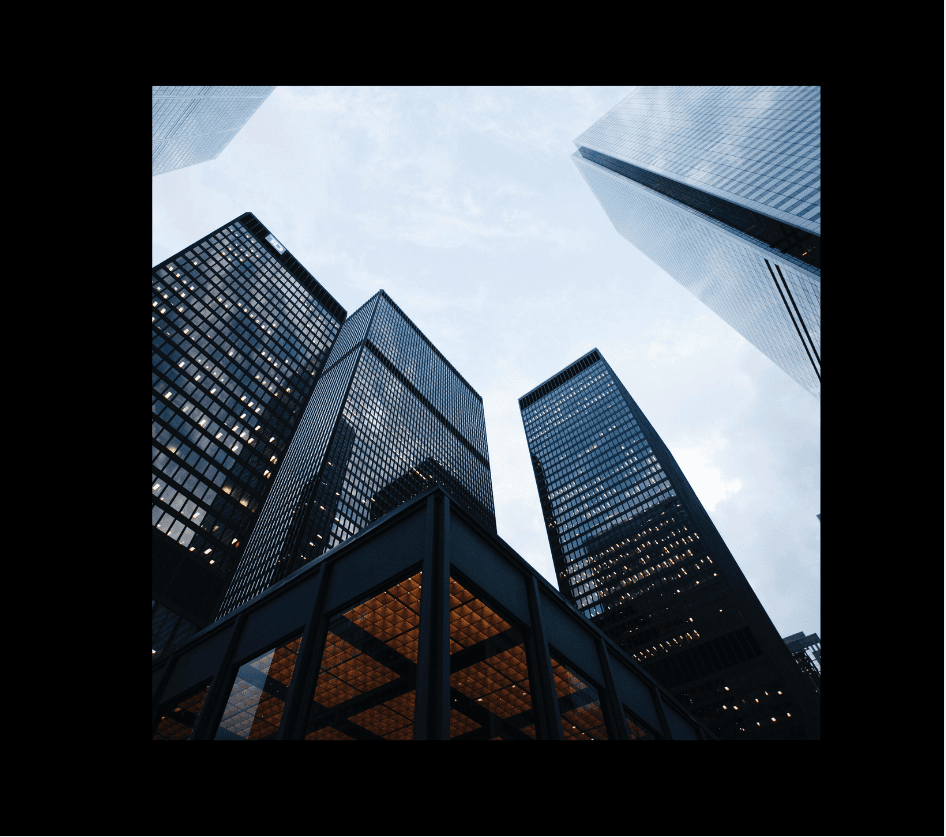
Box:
[153,488,715,740]
[369,455,490,524]
[783,631,821,692]
[152,213,345,657]
[519,349,820,739]
[218,290,495,618]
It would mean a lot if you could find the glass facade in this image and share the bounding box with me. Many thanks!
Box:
[783,631,821,692]
[152,487,709,739]
[153,683,210,740]
[215,635,301,740]
[218,290,495,617]
[448,577,536,739]
[152,212,345,656]
[152,86,275,176]
[306,572,421,740]
[519,350,820,739]
[572,86,820,398]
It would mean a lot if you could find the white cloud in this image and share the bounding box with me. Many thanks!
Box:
[670,445,743,512]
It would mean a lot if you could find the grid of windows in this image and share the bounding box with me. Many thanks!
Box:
[521,353,674,604]
[572,86,820,399]
[306,572,422,740]
[152,213,345,652]
[152,86,275,176]
[218,290,495,617]
[577,146,819,270]
[574,86,821,233]
[550,656,609,740]
[520,350,819,739]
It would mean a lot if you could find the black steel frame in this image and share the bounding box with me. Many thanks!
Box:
[153,487,714,740]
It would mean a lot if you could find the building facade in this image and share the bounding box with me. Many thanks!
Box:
[153,488,714,740]
[519,349,820,739]
[572,86,820,398]
[217,290,495,618]
[152,213,346,657]
[152,86,276,176]
[783,631,821,691]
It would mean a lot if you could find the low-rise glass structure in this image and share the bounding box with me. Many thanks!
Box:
[217,290,495,618]
[152,213,345,657]
[519,350,820,739]
[152,488,713,740]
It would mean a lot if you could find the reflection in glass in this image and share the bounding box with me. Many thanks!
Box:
[624,710,656,740]
[215,636,301,740]
[550,657,609,740]
[219,290,495,618]
[153,683,210,739]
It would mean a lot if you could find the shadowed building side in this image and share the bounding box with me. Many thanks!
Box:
[519,349,820,739]
[218,290,495,618]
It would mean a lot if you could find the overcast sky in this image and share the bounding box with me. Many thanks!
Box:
[152,86,820,641]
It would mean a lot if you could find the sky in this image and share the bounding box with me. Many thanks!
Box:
[152,86,820,641]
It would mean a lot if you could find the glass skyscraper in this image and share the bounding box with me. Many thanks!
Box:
[519,349,820,739]
[152,86,276,176]
[218,289,495,617]
[572,86,820,398]
[152,212,345,656]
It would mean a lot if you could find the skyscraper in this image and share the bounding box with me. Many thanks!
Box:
[783,631,821,691]
[572,86,820,398]
[218,290,495,617]
[152,212,345,656]
[519,349,820,739]
[152,86,276,176]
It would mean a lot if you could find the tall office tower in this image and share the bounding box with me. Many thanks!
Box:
[152,86,276,176]
[153,213,346,657]
[572,86,820,398]
[218,289,495,617]
[519,349,820,739]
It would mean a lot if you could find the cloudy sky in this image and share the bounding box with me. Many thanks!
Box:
[152,86,820,641]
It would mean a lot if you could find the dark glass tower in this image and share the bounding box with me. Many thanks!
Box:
[218,289,495,617]
[519,349,820,739]
[152,212,346,657]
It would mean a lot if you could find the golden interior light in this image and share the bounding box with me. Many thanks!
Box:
[307,572,422,740]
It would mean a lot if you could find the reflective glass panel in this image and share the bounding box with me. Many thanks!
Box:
[153,683,210,740]
[624,710,656,740]
[214,635,301,740]
[306,572,421,740]
[549,656,609,740]
[448,577,535,739]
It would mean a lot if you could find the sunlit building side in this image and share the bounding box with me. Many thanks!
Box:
[572,86,820,398]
